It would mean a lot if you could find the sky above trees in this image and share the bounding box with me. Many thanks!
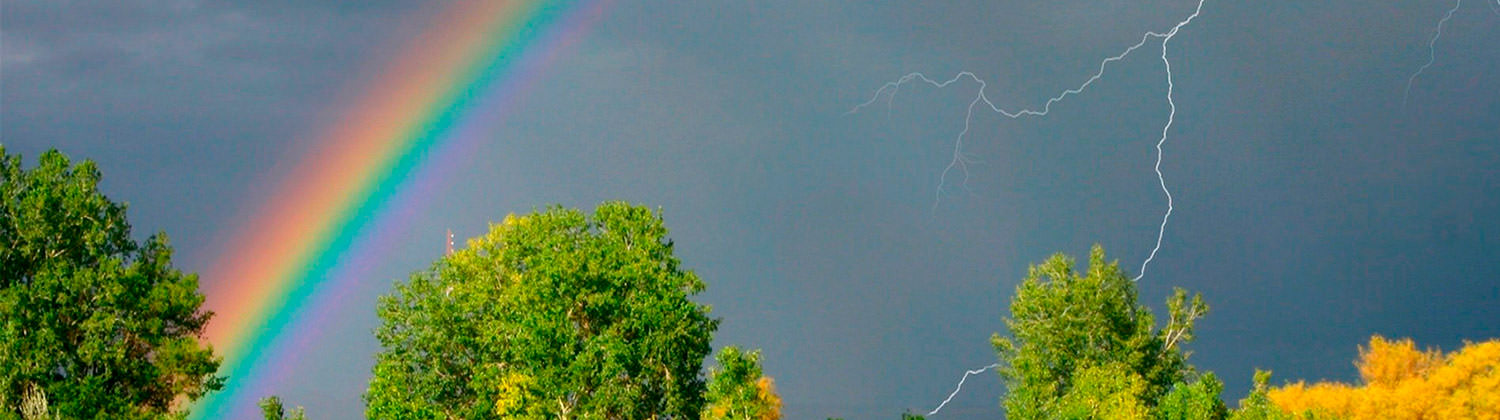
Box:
[4,1,1498,418]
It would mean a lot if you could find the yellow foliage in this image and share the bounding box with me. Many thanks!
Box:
[492,372,535,417]
[1268,381,1355,416]
[755,377,783,420]
[702,374,782,420]
[1357,336,1441,387]
[707,404,731,419]
[1268,335,1500,420]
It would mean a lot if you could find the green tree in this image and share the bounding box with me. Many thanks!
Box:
[0,148,222,419]
[365,202,719,419]
[703,346,782,420]
[991,245,1208,420]
[1157,373,1228,420]
[258,396,306,420]
[1229,370,1286,420]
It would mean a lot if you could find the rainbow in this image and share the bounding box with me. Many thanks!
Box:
[192,1,604,417]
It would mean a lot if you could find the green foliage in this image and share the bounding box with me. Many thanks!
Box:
[703,346,781,420]
[0,148,222,419]
[1055,362,1151,420]
[258,396,306,420]
[1157,373,1228,420]
[991,245,1208,420]
[1229,370,1300,420]
[365,202,719,419]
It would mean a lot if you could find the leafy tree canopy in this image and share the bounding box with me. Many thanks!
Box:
[702,346,782,420]
[258,396,306,420]
[991,245,1209,420]
[1228,370,1298,420]
[0,147,222,419]
[365,202,719,419]
[1268,335,1500,419]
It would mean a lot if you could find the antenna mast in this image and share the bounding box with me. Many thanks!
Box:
[445,229,454,255]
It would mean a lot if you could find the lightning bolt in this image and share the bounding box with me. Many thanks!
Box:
[851,0,1205,284]
[925,363,1001,416]
[1139,0,1204,283]
[853,0,1209,416]
[1405,0,1463,108]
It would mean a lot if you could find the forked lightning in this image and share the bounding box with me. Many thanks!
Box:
[850,0,1209,415]
[854,0,1491,415]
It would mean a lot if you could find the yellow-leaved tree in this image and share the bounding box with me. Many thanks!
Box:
[702,346,782,420]
[1268,335,1500,420]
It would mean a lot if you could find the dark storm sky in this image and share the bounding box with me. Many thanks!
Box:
[4,1,1498,418]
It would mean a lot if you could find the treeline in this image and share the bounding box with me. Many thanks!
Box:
[1268,336,1500,419]
[3,147,1497,419]
[953,246,1499,420]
